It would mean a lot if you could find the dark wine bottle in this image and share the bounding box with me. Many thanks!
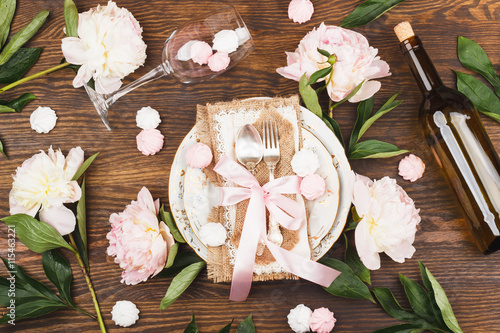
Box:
[395,22,500,254]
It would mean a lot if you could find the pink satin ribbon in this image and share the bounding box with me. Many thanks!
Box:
[213,155,341,301]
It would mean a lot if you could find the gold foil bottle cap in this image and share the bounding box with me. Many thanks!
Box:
[394,21,415,42]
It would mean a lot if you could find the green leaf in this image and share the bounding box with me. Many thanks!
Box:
[299,73,323,118]
[308,66,332,85]
[1,214,74,253]
[481,111,500,123]
[317,48,330,58]
[349,96,374,151]
[330,81,365,110]
[75,177,88,268]
[0,47,42,83]
[340,0,406,28]
[372,287,427,323]
[458,36,500,97]
[159,261,206,310]
[237,314,255,333]
[183,313,199,333]
[64,0,79,38]
[165,242,179,269]
[419,262,449,331]
[0,139,6,158]
[157,251,204,278]
[72,152,99,181]
[344,234,371,285]
[373,323,426,333]
[399,274,436,326]
[0,0,16,49]
[218,320,234,333]
[0,299,67,324]
[322,112,345,148]
[0,10,49,65]
[343,219,359,232]
[422,264,463,333]
[319,257,375,302]
[455,71,500,122]
[0,93,37,113]
[357,93,402,142]
[42,250,74,306]
[160,205,186,243]
[349,140,408,159]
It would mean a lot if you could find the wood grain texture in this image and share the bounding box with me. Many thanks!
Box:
[1,0,500,332]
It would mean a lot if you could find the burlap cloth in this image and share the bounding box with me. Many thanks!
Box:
[196,95,310,283]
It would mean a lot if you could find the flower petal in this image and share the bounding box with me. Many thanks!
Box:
[61,37,87,65]
[349,80,381,103]
[39,205,76,236]
[355,219,381,270]
[94,75,123,94]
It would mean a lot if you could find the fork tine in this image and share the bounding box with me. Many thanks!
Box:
[263,120,268,148]
[273,120,279,150]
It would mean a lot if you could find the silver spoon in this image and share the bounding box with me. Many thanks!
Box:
[235,124,265,255]
[235,124,263,175]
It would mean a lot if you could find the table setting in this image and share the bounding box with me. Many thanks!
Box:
[1,0,500,332]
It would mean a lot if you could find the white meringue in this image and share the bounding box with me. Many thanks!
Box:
[30,106,57,133]
[199,222,227,247]
[111,300,140,327]
[177,40,199,61]
[287,304,312,333]
[136,106,161,129]
[212,29,239,53]
[291,149,320,177]
[235,27,250,46]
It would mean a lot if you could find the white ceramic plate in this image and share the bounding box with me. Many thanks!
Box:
[169,106,351,261]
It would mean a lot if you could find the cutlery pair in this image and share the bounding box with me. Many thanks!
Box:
[235,121,283,250]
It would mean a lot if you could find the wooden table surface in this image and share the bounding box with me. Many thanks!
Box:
[1,0,500,332]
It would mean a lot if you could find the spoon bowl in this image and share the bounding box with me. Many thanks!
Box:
[235,124,263,174]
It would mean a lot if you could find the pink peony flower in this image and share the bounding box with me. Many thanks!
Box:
[310,307,336,333]
[350,172,420,270]
[185,142,213,168]
[136,129,164,156]
[61,0,147,94]
[190,41,213,65]
[399,154,425,182]
[208,52,231,72]
[107,187,175,285]
[276,23,391,103]
[9,147,84,235]
[288,0,314,24]
[300,174,326,200]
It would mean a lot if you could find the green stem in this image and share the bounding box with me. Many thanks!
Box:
[71,304,97,320]
[69,234,107,333]
[0,62,71,94]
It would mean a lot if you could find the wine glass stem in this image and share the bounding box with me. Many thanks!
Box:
[106,62,172,105]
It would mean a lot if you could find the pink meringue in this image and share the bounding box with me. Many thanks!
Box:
[185,142,213,168]
[136,129,164,156]
[309,307,336,333]
[300,174,326,200]
[398,154,425,182]
[288,0,314,24]
[208,51,230,72]
[190,41,213,65]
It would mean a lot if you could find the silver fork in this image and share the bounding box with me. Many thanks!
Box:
[263,119,283,247]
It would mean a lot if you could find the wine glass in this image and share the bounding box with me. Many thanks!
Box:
[85,5,254,130]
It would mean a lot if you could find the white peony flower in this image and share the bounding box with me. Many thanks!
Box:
[287,304,312,333]
[30,106,58,133]
[111,300,140,327]
[291,149,320,177]
[61,0,147,94]
[199,222,227,247]
[136,106,161,129]
[351,172,421,270]
[9,147,84,235]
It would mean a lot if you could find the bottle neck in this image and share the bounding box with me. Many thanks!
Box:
[400,36,444,95]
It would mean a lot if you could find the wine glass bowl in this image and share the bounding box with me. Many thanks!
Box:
[85,5,254,130]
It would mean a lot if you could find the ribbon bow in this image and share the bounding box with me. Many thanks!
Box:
[213,155,340,301]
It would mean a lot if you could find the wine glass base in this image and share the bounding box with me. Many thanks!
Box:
[84,85,112,131]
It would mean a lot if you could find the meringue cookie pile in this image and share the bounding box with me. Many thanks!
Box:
[176,27,250,72]
[288,0,314,24]
[135,107,164,155]
[291,149,326,200]
[30,106,58,133]
[185,142,213,168]
[111,300,140,327]
[288,304,337,333]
